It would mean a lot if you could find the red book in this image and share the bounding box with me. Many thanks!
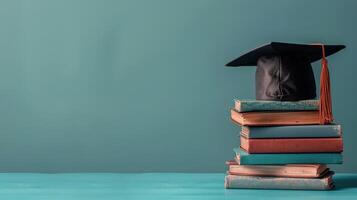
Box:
[240,137,343,153]
[225,160,329,178]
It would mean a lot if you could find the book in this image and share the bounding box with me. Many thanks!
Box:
[234,148,343,165]
[224,172,334,190]
[231,109,319,126]
[240,137,343,153]
[226,161,329,178]
[234,99,319,112]
[241,124,342,138]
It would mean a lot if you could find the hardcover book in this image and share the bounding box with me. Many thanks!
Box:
[226,161,329,178]
[234,148,343,165]
[231,109,319,126]
[225,172,334,190]
[240,137,343,153]
[241,124,342,138]
[234,99,319,112]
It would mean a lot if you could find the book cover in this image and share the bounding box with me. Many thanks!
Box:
[226,161,329,178]
[234,148,343,165]
[241,124,342,138]
[225,172,334,190]
[240,137,343,153]
[234,99,319,112]
[231,109,319,126]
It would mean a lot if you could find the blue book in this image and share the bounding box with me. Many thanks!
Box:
[234,99,318,112]
[241,124,342,138]
[234,148,343,165]
[225,172,334,190]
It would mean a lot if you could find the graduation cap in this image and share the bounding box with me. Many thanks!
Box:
[226,42,345,124]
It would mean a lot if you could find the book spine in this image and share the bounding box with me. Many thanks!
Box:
[225,174,333,190]
[227,164,324,178]
[237,151,343,165]
[241,137,343,153]
[235,99,319,112]
[244,125,341,138]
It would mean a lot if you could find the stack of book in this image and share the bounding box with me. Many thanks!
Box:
[225,99,343,190]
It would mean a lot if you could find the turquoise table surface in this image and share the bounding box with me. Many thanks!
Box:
[0,173,356,200]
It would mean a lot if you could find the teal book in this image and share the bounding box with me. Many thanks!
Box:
[241,124,342,138]
[234,148,343,165]
[234,99,318,112]
[225,172,334,190]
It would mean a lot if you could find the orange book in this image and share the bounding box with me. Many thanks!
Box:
[225,160,329,178]
[240,137,343,153]
[230,109,319,126]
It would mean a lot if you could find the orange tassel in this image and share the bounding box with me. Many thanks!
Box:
[318,44,333,124]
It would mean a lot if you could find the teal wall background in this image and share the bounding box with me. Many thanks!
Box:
[0,0,356,172]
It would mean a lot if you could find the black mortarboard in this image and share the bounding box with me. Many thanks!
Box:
[226,42,345,124]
